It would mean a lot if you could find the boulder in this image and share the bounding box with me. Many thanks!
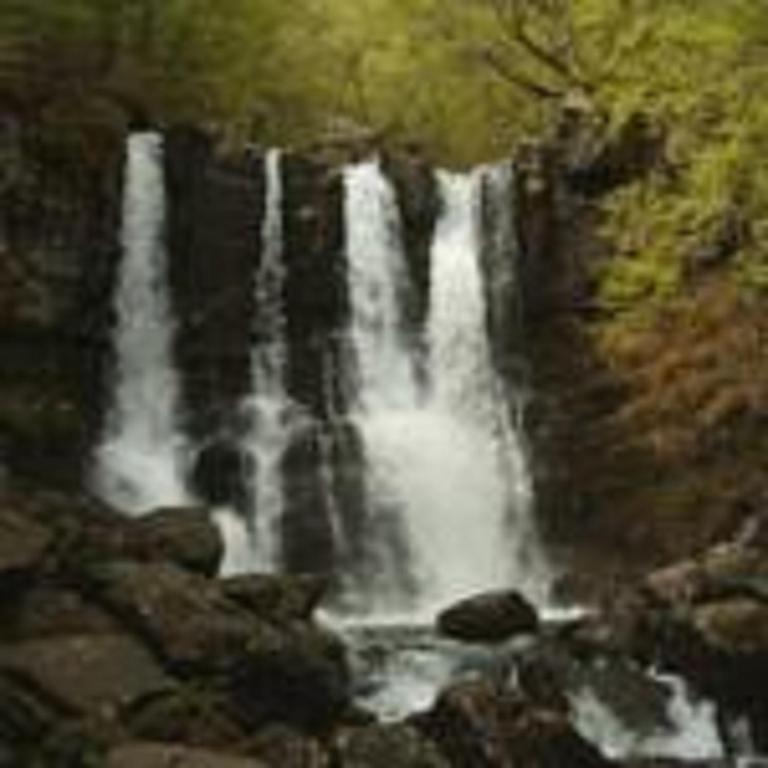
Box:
[337,723,448,768]
[81,560,260,671]
[646,544,768,607]
[0,504,51,580]
[0,634,173,720]
[245,723,328,768]
[126,506,224,576]
[421,680,612,768]
[125,688,250,750]
[83,560,350,729]
[107,743,266,768]
[233,621,350,730]
[436,590,539,643]
[221,572,328,622]
[692,597,768,655]
[75,505,224,577]
[3,586,120,640]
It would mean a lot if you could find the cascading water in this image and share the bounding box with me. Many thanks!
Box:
[242,148,290,570]
[94,132,188,514]
[342,160,423,612]
[419,168,550,607]
[341,160,551,618]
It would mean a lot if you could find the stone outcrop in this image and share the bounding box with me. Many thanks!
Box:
[565,535,768,756]
[436,590,539,643]
[0,485,740,766]
[0,112,120,488]
[0,489,351,765]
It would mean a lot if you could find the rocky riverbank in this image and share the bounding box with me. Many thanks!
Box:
[3,486,765,766]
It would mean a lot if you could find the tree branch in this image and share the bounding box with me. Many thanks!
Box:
[473,46,563,100]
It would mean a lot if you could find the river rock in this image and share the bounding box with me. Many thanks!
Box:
[81,559,265,671]
[645,544,768,607]
[124,506,224,576]
[436,590,539,643]
[75,505,224,577]
[0,634,173,720]
[337,723,448,768]
[3,586,120,640]
[232,621,350,730]
[692,597,768,654]
[106,743,267,768]
[0,503,52,580]
[222,572,328,622]
[125,688,250,750]
[421,679,611,768]
[245,723,328,768]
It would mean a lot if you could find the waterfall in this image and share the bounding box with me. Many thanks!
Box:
[241,148,290,570]
[93,132,188,514]
[342,160,551,617]
[342,160,422,612]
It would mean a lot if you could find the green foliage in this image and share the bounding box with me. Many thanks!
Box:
[2,0,768,308]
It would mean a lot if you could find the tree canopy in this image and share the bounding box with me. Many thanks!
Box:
[2,0,768,302]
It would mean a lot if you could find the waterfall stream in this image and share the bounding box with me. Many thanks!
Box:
[93,132,188,513]
[341,161,550,617]
[243,148,290,569]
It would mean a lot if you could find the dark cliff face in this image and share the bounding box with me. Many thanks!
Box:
[164,127,263,441]
[0,112,122,488]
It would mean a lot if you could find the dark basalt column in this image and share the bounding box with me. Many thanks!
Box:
[164,128,263,444]
[0,113,122,488]
[280,422,337,575]
[479,163,529,388]
[280,154,349,421]
[381,149,439,344]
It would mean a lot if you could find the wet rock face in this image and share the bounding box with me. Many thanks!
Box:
[436,590,539,643]
[382,148,440,335]
[163,127,262,444]
[0,112,121,488]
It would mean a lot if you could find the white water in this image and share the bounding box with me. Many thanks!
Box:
[342,160,551,618]
[94,132,188,514]
[572,671,724,761]
[240,148,290,570]
[421,169,550,606]
[343,160,422,612]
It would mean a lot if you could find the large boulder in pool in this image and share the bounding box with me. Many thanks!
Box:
[436,590,539,643]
